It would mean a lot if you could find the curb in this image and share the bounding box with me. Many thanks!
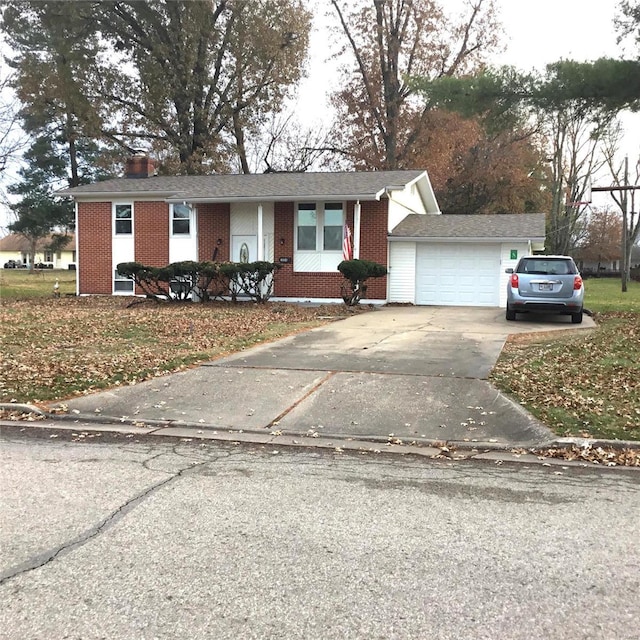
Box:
[1,404,639,468]
[1,405,549,452]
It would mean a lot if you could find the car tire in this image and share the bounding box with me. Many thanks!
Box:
[506,306,516,321]
[571,311,583,324]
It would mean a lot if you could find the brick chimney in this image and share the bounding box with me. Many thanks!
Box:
[125,152,156,179]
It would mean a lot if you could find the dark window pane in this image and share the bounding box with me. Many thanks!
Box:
[173,219,190,235]
[114,280,134,292]
[297,226,316,250]
[115,205,132,219]
[115,219,132,235]
[324,226,342,250]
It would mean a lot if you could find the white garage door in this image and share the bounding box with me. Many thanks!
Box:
[416,243,500,306]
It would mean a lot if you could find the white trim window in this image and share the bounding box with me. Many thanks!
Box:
[114,203,133,235]
[171,203,191,236]
[296,202,344,251]
[114,269,134,293]
[295,202,345,272]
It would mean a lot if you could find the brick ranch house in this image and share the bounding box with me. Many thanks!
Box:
[59,155,545,307]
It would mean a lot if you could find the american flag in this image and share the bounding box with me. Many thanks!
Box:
[342,223,353,261]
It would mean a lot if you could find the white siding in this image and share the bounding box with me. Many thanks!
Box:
[387,175,441,232]
[169,205,198,263]
[499,242,530,307]
[293,252,342,272]
[112,201,134,295]
[388,242,416,303]
[387,182,433,232]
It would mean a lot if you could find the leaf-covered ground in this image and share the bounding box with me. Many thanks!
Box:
[0,297,353,404]
[491,312,640,441]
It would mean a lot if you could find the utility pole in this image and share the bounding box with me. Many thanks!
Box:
[592,159,640,293]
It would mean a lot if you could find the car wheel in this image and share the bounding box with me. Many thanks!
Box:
[571,311,583,324]
[506,306,516,321]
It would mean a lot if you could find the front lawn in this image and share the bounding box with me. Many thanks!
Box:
[0,295,347,404]
[1,268,76,299]
[491,278,640,441]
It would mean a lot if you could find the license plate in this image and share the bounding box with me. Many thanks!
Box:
[539,283,553,291]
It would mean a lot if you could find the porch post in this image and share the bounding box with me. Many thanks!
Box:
[353,200,361,259]
[257,203,264,261]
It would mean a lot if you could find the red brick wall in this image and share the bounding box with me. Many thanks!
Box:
[198,203,230,262]
[78,198,389,300]
[134,202,169,266]
[273,200,388,300]
[77,201,112,294]
[353,199,389,300]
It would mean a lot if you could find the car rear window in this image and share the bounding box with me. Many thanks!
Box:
[517,258,576,275]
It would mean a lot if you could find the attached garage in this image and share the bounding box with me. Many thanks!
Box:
[416,243,501,306]
[388,214,546,308]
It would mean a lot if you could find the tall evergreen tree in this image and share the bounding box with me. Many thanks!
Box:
[8,136,74,269]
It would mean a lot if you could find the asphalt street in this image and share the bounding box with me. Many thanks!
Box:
[1,435,638,640]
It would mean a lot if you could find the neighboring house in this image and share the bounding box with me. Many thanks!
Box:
[575,244,640,275]
[632,244,640,269]
[0,233,76,269]
[58,155,545,307]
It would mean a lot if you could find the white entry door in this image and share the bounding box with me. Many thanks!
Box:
[232,235,257,263]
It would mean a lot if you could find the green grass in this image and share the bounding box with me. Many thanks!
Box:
[583,277,640,313]
[492,309,640,441]
[0,268,76,300]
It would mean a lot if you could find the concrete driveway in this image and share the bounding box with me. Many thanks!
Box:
[61,307,595,448]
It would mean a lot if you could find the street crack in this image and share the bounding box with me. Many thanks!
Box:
[0,456,214,586]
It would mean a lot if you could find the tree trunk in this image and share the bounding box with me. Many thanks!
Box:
[28,238,37,272]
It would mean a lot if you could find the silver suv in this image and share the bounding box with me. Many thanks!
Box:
[505,256,584,324]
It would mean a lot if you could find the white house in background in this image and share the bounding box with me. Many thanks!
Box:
[0,233,76,269]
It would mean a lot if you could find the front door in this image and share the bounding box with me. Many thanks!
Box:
[232,235,257,263]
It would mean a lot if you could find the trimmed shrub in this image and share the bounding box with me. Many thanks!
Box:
[116,260,281,303]
[338,259,387,306]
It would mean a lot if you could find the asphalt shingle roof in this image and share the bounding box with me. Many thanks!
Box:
[58,170,426,201]
[0,233,75,251]
[390,213,546,239]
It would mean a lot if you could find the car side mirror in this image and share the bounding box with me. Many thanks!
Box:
[505,268,514,274]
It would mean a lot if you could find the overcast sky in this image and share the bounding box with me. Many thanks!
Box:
[1,0,638,231]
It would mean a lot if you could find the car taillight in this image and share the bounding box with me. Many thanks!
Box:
[510,273,519,288]
[574,275,583,290]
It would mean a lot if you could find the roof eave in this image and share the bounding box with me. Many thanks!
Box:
[388,235,546,242]
[166,193,384,204]
[60,191,183,200]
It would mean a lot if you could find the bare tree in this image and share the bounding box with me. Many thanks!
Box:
[603,131,640,291]
[543,104,613,255]
[0,68,27,176]
[244,112,331,173]
[328,0,500,170]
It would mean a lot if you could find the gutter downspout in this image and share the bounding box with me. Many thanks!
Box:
[74,201,79,296]
[257,203,264,261]
[354,200,361,259]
